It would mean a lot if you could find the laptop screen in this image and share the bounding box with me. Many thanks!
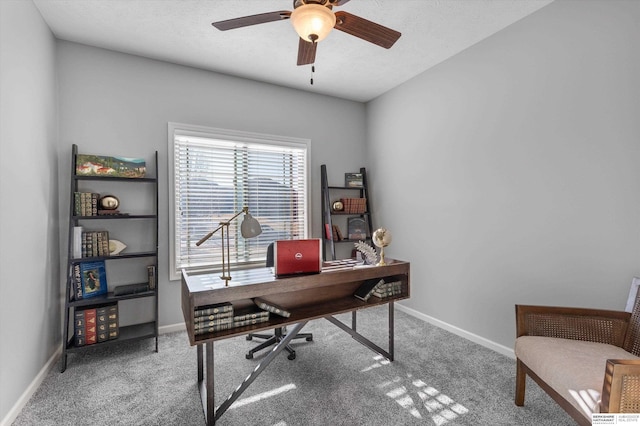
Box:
[273,239,322,277]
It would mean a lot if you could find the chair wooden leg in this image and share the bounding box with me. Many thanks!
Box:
[515,358,526,406]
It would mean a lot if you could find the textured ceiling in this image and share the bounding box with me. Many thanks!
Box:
[33,0,554,102]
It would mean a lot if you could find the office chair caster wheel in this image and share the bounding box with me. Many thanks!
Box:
[287,352,296,360]
[306,336,313,341]
[246,335,253,341]
[246,353,253,359]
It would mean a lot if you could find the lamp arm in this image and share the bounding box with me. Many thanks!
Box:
[195,207,250,246]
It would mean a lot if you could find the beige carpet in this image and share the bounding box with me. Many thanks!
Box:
[12,307,574,425]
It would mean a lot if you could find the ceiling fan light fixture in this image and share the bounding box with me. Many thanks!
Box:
[290,4,336,43]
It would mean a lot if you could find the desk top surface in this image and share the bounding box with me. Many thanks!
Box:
[182,259,409,295]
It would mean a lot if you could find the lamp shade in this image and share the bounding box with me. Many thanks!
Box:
[240,213,262,238]
[290,4,336,42]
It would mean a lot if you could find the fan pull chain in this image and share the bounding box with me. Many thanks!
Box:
[310,64,315,85]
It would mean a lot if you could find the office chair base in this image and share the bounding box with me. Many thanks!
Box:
[246,327,312,360]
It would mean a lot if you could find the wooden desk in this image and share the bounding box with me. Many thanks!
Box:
[181,259,410,425]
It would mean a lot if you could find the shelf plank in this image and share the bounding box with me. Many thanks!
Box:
[73,214,157,220]
[191,291,409,344]
[69,251,157,262]
[75,175,156,183]
[68,288,156,307]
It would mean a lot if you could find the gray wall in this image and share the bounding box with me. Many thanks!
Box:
[0,0,59,422]
[56,41,367,327]
[4,0,640,422]
[367,0,640,350]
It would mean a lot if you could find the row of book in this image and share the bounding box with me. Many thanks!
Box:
[331,224,344,241]
[74,192,99,216]
[371,281,402,299]
[354,278,403,301]
[340,197,367,214]
[73,227,111,259]
[83,230,110,258]
[72,262,156,301]
[74,192,123,216]
[193,300,273,335]
[74,304,119,346]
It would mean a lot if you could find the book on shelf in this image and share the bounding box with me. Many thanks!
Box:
[354,278,385,301]
[233,316,269,328]
[80,260,108,299]
[193,310,233,323]
[107,304,119,340]
[194,322,235,335]
[84,308,97,345]
[147,265,156,290]
[253,297,291,318]
[96,305,109,342]
[194,302,233,317]
[232,300,270,322]
[194,317,233,330]
[332,224,344,241]
[73,226,83,258]
[71,263,83,301]
[74,310,85,346]
[193,316,270,335]
[372,281,402,298]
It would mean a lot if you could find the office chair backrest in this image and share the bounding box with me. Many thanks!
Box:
[266,242,274,267]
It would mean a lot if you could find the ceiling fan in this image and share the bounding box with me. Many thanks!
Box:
[212,0,402,66]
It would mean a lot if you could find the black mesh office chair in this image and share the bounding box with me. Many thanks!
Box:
[245,243,313,360]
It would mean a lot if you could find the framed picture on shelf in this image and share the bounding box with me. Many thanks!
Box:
[80,260,108,299]
[345,172,363,188]
[347,217,367,240]
[76,154,146,178]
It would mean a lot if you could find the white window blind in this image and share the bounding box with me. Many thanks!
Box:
[169,123,310,280]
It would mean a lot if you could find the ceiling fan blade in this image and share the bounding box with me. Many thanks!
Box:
[334,11,401,49]
[212,11,291,31]
[330,0,352,5]
[297,39,317,66]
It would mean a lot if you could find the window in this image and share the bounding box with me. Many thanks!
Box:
[168,123,310,280]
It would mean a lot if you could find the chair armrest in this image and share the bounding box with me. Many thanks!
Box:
[516,304,630,346]
[601,359,640,413]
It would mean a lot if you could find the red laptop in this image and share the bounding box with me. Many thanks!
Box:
[273,239,322,277]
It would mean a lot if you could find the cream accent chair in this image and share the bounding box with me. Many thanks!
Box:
[515,294,640,425]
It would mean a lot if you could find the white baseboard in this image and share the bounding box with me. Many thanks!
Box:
[395,303,515,359]
[1,346,62,426]
[1,324,186,426]
[159,322,186,334]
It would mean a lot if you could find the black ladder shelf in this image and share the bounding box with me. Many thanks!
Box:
[321,164,374,260]
[61,144,159,372]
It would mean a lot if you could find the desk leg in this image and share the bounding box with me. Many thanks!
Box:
[197,344,203,382]
[388,301,395,361]
[211,321,308,424]
[197,342,216,425]
[326,301,395,361]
